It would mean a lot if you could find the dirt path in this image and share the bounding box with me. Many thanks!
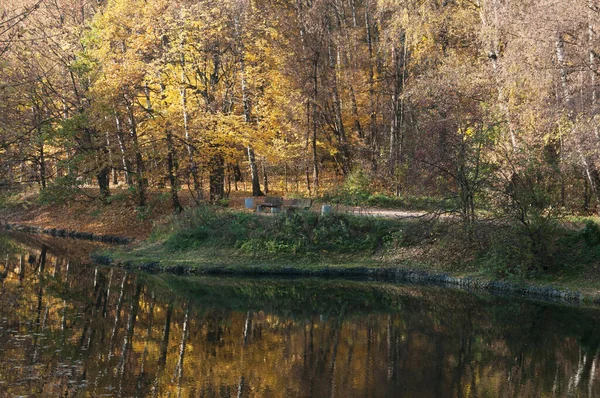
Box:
[337,206,432,219]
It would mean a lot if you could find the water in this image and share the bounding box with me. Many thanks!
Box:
[0,231,599,397]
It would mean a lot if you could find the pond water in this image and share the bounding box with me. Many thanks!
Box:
[1,232,599,397]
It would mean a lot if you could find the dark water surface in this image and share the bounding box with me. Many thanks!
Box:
[1,232,599,397]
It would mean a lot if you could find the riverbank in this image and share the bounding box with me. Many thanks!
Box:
[99,245,600,305]
[111,259,593,304]
[96,205,600,303]
[3,189,600,302]
[2,222,133,244]
[0,187,428,241]
[0,187,204,240]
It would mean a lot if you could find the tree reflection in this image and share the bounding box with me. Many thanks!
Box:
[0,232,600,397]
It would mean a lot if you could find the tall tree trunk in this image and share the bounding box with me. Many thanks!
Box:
[106,131,118,185]
[312,58,320,194]
[38,140,46,190]
[165,124,183,212]
[235,10,263,197]
[327,19,350,175]
[247,146,263,196]
[305,99,312,196]
[125,98,146,207]
[262,160,269,194]
[97,148,111,202]
[180,43,202,201]
[557,31,600,212]
[155,81,183,213]
[233,164,242,191]
[35,106,47,189]
[365,0,378,172]
[115,113,133,186]
[388,40,406,177]
[591,2,597,106]
[209,152,225,202]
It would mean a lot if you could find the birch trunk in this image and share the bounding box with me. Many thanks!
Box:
[115,113,133,186]
[156,83,183,212]
[312,58,320,194]
[233,10,263,197]
[180,43,202,200]
[327,18,350,175]
[557,31,600,212]
[365,0,378,172]
[124,98,146,207]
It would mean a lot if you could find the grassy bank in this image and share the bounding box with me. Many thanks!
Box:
[106,206,600,296]
[111,207,416,268]
[3,188,600,297]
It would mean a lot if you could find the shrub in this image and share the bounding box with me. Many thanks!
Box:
[164,207,256,251]
[343,169,371,201]
[581,220,600,247]
[483,225,536,278]
[162,206,405,257]
[322,184,452,211]
[321,169,372,206]
[38,176,82,205]
[0,191,20,209]
[482,213,561,279]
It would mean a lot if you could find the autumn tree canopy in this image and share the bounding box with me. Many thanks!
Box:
[1,0,600,218]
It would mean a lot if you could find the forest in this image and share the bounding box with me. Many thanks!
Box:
[3,0,600,275]
[1,0,599,215]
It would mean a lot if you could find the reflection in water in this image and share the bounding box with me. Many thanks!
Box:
[0,232,600,397]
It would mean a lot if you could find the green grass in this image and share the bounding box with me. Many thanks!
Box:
[109,206,436,272]
[320,191,455,211]
[107,205,600,297]
[153,206,412,256]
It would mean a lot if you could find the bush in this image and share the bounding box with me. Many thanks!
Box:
[343,169,371,201]
[482,214,561,279]
[485,159,564,276]
[164,207,257,251]
[581,220,600,247]
[38,176,82,205]
[0,190,20,209]
[322,175,452,211]
[321,169,372,206]
[162,206,405,257]
[483,225,536,278]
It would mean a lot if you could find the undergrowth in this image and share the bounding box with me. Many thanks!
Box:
[155,206,414,256]
[319,168,454,211]
[0,191,21,209]
[321,190,454,211]
[135,205,600,289]
[477,219,600,281]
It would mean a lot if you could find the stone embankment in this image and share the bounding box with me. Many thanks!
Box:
[94,259,595,305]
[2,222,132,244]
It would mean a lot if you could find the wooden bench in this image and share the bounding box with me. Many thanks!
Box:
[256,196,283,212]
[284,198,313,212]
